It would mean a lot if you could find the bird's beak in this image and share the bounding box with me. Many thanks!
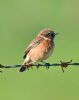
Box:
[55,33,59,35]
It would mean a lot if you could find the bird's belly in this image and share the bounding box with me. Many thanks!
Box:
[28,40,54,62]
[42,46,54,60]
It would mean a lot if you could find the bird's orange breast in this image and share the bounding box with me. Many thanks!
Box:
[28,38,54,62]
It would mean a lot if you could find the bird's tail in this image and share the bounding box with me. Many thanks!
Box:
[19,57,32,72]
[19,65,26,72]
[19,61,27,72]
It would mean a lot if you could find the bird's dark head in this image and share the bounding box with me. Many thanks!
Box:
[39,28,58,39]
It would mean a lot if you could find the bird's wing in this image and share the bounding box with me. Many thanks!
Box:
[23,36,44,59]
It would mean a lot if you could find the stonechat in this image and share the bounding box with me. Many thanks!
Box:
[19,28,57,72]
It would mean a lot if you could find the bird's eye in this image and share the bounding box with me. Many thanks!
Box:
[41,33,43,35]
[45,33,49,37]
[51,33,55,37]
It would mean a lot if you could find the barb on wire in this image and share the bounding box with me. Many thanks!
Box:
[0,60,79,72]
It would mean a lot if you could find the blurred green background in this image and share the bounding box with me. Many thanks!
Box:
[0,0,79,100]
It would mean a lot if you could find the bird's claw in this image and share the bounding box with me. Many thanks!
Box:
[36,63,40,69]
[45,63,50,70]
[26,64,33,70]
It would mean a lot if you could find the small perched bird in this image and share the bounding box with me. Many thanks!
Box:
[19,28,57,72]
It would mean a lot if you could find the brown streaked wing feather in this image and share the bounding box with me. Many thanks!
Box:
[23,36,44,59]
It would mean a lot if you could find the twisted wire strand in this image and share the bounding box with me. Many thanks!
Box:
[0,60,79,72]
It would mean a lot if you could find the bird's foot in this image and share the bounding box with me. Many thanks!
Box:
[26,64,33,70]
[41,61,50,70]
[45,63,50,70]
[36,63,40,69]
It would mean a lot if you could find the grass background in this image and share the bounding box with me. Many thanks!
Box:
[0,0,79,100]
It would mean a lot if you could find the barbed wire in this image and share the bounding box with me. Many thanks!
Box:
[0,60,79,72]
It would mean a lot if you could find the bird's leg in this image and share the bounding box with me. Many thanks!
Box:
[41,61,50,69]
[33,62,40,69]
[26,63,33,70]
[36,63,40,69]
